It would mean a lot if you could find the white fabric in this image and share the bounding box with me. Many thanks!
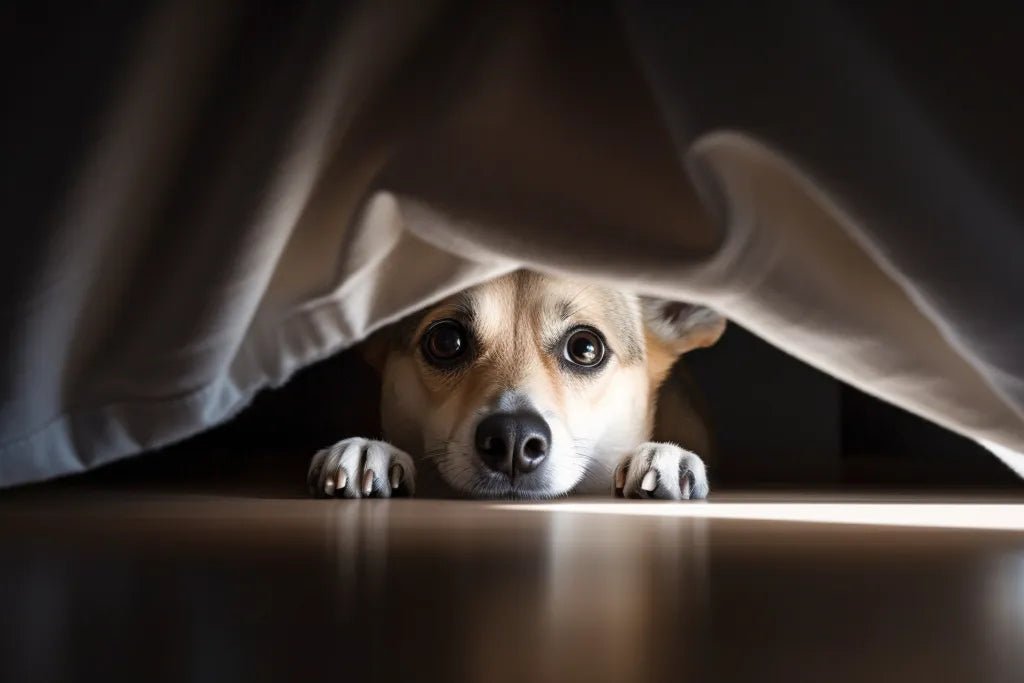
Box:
[2,0,1023,486]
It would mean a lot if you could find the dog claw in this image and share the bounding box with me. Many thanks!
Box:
[614,442,708,500]
[308,438,417,500]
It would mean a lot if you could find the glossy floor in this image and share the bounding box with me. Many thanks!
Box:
[1,490,1022,682]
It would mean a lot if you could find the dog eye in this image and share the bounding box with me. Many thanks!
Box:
[422,319,468,366]
[563,328,605,367]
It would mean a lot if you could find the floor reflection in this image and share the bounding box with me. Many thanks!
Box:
[0,495,1021,682]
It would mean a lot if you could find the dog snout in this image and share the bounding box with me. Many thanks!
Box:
[474,411,551,475]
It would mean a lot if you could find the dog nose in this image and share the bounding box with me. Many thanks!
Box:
[474,411,551,475]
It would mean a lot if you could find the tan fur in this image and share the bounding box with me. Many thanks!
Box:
[642,330,678,435]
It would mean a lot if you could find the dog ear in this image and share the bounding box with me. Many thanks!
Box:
[640,298,727,355]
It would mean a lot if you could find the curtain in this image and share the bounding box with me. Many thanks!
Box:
[3,0,1022,487]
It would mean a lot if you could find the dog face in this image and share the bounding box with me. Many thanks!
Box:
[376,272,724,498]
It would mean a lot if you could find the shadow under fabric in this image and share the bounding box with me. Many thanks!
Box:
[2,0,1023,486]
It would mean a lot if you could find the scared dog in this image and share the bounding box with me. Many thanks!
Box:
[308,271,725,500]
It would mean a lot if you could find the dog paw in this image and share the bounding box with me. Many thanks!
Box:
[614,442,708,500]
[308,438,416,499]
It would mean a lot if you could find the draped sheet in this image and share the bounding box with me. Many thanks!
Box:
[3,0,1022,486]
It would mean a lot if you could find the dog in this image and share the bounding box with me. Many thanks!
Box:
[307,271,726,500]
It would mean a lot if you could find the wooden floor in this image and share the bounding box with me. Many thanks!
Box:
[1,487,1022,683]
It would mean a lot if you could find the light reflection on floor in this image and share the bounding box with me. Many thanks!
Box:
[496,501,1024,531]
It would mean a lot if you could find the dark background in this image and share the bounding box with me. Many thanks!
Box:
[688,325,1017,488]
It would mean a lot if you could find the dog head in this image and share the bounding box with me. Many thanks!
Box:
[374,272,724,498]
